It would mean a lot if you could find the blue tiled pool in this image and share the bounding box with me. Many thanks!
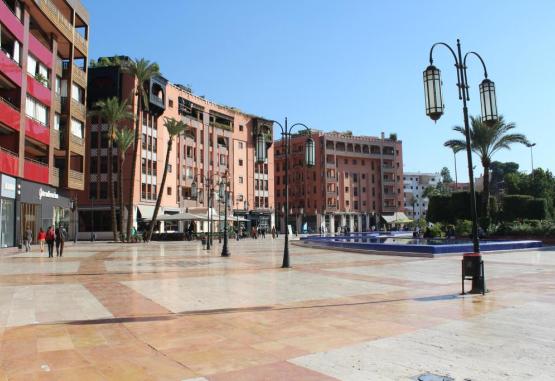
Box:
[300,233,543,257]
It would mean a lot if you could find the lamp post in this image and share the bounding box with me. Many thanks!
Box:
[219,176,230,257]
[526,142,536,176]
[424,39,498,294]
[191,174,217,250]
[261,118,315,268]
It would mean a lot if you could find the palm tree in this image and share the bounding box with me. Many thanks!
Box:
[89,97,133,241]
[146,117,189,241]
[113,127,135,241]
[444,116,529,217]
[125,58,160,241]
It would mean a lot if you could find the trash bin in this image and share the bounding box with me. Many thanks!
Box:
[462,253,485,295]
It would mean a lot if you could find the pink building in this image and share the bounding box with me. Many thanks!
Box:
[79,57,274,239]
[274,131,404,234]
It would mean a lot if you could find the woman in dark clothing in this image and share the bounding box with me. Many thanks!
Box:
[45,225,55,258]
[55,226,67,257]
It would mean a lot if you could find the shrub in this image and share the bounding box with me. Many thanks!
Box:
[455,220,473,237]
[427,223,444,238]
[502,195,548,221]
[491,220,555,237]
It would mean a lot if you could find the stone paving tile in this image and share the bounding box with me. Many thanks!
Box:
[0,239,553,379]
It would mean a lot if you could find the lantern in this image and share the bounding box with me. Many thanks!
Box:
[305,137,315,167]
[423,65,444,121]
[255,134,267,163]
[479,78,498,126]
[219,180,225,200]
[191,181,198,199]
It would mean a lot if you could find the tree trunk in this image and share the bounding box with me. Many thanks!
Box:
[108,142,117,241]
[118,152,125,241]
[146,138,173,241]
[483,163,491,218]
[126,93,142,241]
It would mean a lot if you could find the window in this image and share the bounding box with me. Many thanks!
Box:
[25,96,49,126]
[90,157,97,174]
[345,172,349,179]
[71,118,83,138]
[168,99,174,108]
[167,187,172,195]
[100,156,108,173]
[239,125,244,131]
[54,113,60,131]
[112,156,118,173]
[89,183,96,199]
[239,159,243,166]
[238,141,243,149]
[90,132,98,148]
[55,77,61,95]
[71,83,84,103]
[142,158,147,174]
[345,187,349,192]
[99,182,108,199]
[239,176,243,183]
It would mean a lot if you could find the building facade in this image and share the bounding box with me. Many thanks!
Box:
[0,0,89,247]
[274,131,404,234]
[79,59,274,239]
[402,172,440,220]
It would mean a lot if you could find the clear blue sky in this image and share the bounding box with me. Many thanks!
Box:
[83,0,554,181]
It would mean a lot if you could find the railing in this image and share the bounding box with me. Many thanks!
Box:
[68,169,83,182]
[70,133,83,146]
[56,58,63,74]
[71,98,86,119]
[0,95,19,111]
[0,146,19,176]
[74,32,88,53]
[72,64,87,86]
[210,121,233,132]
[51,167,60,187]
[35,0,73,39]
[1,47,20,67]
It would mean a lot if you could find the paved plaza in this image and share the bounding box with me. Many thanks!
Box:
[0,238,554,380]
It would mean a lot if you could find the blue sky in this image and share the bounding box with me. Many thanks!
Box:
[83,0,554,180]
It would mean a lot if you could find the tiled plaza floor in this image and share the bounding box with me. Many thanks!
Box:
[0,238,554,380]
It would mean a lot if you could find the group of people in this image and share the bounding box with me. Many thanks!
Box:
[23,225,68,257]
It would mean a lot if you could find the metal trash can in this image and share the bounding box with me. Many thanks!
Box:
[462,253,485,295]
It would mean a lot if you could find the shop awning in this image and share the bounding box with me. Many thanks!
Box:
[144,212,209,222]
[381,212,412,224]
[137,205,155,220]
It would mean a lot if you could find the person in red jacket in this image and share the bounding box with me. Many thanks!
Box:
[37,227,46,253]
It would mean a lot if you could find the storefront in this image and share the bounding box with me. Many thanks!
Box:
[0,175,16,248]
[248,209,274,232]
[16,179,73,245]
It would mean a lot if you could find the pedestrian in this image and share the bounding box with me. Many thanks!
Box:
[37,227,46,253]
[261,227,266,239]
[55,225,67,257]
[23,225,33,252]
[271,226,276,239]
[45,225,55,258]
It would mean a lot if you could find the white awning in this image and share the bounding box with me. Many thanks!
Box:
[155,212,208,222]
[382,212,412,224]
[137,205,155,220]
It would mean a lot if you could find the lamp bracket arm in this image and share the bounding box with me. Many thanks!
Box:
[429,42,459,67]
[289,123,310,135]
[463,51,489,79]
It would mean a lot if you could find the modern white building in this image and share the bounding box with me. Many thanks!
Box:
[403,172,440,220]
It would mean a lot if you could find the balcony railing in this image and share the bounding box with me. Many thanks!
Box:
[24,157,49,184]
[74,32,88,54]
[72,64,87,86]
[68,169,83,181]
[51,167,60,187]
[35,0,73,40]
[70,133,84,146]
[71,99,86,120]
[0,147,19,177]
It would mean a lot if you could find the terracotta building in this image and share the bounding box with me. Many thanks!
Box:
[79,58,274,239]
[274,131,404,234]
[0,0,89,247]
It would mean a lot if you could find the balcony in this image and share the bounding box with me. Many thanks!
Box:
[382,179,396,186]
[24,158,49,184]
[52,129,60,149]
[0,147,19,177]
[71,98,86,120]
[382,164,395,172]
[0,49,22,86]
[72,64,87,87]
[68,169,84,190]
[25,117,50,145]
[0,0,23,39]
[74,32,88,55]
[50,167,59,187]
[27,75,51,106]
[326,204,338,212]
[34,0,73,41]
[55,58,62,75]
[0,96,20,131]
[53,94,61,112]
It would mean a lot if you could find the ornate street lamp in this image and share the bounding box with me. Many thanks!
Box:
[219,178,230,257]
[191,180,198,199]
[256,134,267,163]
[424,39,497,294]
[423,65,444,121]
[262,118,312,268]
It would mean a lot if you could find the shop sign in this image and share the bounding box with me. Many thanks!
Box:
[39,188,59,200]
[1,175,16,199]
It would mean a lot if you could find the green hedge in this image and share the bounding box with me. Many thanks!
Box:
[491,220,555,237]
[501,195,548,221]
[427,192,488,223]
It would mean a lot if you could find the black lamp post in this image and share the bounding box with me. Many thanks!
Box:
[526,142,536,175]
[424,39,498,293]
[262,118,315,268]
[219,177,230,257]
[191,174,216,250]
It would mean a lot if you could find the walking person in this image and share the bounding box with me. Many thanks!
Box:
[23,225,33,252]
[271,226,276,239]
[37,227,46,253]
[55,225,67,257]
[45,226,55,258]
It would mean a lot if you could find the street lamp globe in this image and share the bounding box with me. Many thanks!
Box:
[479,78,498,126]
[218,180,225,200]
[191,181,198,199]
[305,137,315,167]
[255,134,267,163]
[423,65,444,121]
